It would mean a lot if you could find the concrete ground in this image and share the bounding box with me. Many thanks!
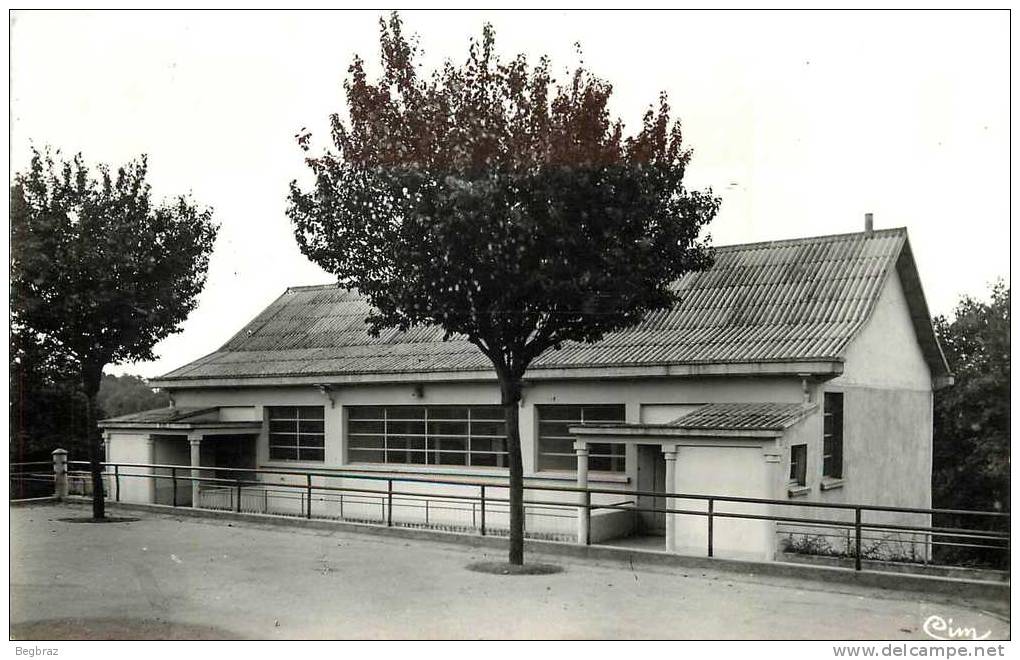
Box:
[9,503,1010,640]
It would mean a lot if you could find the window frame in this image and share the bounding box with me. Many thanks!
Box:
[789,444,807,486]
[535,404,627,473]
[267,406,326,462]
[822,392,844,479]
[345,405,509,468]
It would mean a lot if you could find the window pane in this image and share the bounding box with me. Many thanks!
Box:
[539,437,574,454]
[470,452,500,467]
[269,446,297,460]
[590,442,625,457]
[299,406,325,420]
[434,451,467,466]
[387,406,425,420]
[348,434,384,449]
[388,435,426,451]
[387,420,425,435]
[348,406,385,420]
[582,405,626,422]
[538,421,574,438]
[471,437,508,453]
[299,420,324,434]
[349,420,384,434]
[470,406,504,420]
[269,406,298,420]
[300,434,325,448]
[538,405,582,422]
[298,448,324,462]
[269,420,297,433]
[428,421,468,436]
[428,406,469,420]
[538,453,576,470]
[433,437,467,452]
[268,433,296,447]
[348,449,384,463]
[470,421,506,437]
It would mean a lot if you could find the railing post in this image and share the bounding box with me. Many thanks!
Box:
[854,507,863,571]
[708,498,714,558]
[51,449,68,500]
[235,479,242,513]
[585,490,592,546]
[114,465,120,503]
[171,467,177,507]
[306,474,312,519]
[479,485,486,536]
[387,479,393,527]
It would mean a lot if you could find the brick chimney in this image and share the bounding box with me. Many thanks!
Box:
[864,212,874,236]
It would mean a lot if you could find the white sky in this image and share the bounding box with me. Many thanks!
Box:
[9,9,1010,379]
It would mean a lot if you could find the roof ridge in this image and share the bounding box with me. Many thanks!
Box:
[713,227,907,252]
[285,283,342,293]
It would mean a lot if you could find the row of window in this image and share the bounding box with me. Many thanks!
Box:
[268,404,627,471]
[789,392,844,486]
[268,395,847,481]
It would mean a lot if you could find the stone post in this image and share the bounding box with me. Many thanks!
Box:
[189,434,202,508]
[663,447,678,552]
[52,448,68,500]
[574,440,589,544]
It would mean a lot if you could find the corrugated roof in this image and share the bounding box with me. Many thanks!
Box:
[672,402,816,431]
[99,406,218,424]
[157,227,948,383]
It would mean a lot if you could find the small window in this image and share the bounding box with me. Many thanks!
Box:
[823,392,844,479]
[789,444,807,486]
[268,406,325,462]
[536,405,626,472]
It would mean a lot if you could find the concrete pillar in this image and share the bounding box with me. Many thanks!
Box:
[189,434,202,509]
[52,448,68,500]
[663,447,678,553]
[145,435,157,503]
[574,440,589,544]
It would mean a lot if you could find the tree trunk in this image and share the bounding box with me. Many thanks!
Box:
[81,365,105,520]
[499,375,525,565]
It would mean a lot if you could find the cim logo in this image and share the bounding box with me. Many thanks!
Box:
[922,615,991,641]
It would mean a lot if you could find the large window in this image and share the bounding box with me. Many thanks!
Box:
[536,405,626,472]
[268,406,325,461]
[346,406,508,467]
[823,392,844,479]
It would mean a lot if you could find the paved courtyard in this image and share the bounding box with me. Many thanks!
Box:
[9,503,1009,640]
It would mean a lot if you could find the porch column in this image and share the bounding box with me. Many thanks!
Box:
[574,440,589,545]
[663,446,678,553]
[189,433,202,509]
[145,435,156,504]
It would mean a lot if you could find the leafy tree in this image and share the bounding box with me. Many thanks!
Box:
[932,281,1009,566]
[97,373,170,419]
[288,14,719,564]
[11,148,218,518]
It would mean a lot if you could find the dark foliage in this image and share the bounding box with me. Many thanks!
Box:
[10,147,217,516]
[932,280,1009,568]
[97,373,170,420]
[288,14,719,563]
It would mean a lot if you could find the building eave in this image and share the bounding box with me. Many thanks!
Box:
[149,359,845,390]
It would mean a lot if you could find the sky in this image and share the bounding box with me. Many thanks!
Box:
[9,10,1010,379]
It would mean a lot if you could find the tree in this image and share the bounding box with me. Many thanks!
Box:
[288,14,718,565]
[932,281,1009,566]
[11,148,218,519]
[97,373,171,419]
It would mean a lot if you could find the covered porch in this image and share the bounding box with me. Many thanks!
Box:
[570,402,816,560]
[98,407,262,507]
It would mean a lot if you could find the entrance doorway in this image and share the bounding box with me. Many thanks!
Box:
[635,444,666,535]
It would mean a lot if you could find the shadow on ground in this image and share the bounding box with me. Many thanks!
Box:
[11,618,243,640]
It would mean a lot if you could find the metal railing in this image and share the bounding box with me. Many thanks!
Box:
[30,458,1010,572]
[9,461,56,500]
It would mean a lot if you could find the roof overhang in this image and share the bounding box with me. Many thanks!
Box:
[150,359,845,390]
[98,420,263,432]
[571,424,784,440]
